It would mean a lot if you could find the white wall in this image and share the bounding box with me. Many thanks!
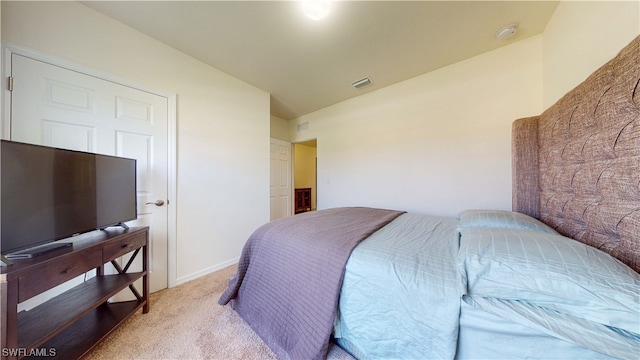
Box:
[1,1,270,284]
[543,1,640,106]
[292,36,544,217]
[270,115,290,141]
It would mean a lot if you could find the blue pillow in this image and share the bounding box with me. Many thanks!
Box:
[458,209,557,234]
[458,227,640,335]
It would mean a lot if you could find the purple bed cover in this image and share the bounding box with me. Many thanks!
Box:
[219,207,404,360]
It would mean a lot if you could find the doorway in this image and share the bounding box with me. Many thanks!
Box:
[293,140,317,214]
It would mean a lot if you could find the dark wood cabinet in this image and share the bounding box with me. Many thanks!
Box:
[295,188,312,214]
[1,227,149,360]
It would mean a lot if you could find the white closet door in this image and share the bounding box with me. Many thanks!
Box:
[270,138,292,220]
[10,53,169,292]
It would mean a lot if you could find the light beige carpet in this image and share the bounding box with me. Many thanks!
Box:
[83,265,278,360]
[84,264,355,360]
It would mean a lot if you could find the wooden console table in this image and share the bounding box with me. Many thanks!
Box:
[1,227,149,360]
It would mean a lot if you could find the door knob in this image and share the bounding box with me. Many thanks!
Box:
[145,200,165,206]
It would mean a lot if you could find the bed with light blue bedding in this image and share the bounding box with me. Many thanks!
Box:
[220,207,639,359]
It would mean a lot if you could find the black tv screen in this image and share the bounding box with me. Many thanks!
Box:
[1,140,137,255]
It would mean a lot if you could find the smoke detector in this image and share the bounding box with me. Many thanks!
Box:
[352,77,372,89]
[496,24,518,40]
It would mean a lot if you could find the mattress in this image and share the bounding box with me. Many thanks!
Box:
[334,213,460,359]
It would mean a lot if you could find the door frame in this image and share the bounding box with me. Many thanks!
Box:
[1,42,179,288]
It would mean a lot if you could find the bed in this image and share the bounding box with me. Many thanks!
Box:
[219,35,640,360]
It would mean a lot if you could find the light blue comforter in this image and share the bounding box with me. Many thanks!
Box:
[334,210,639,359]
[334,213,460,359]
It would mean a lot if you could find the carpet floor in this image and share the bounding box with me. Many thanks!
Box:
[83,264,355,360]
[83,265,277,360]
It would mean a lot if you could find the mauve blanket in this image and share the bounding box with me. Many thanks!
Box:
[218,207,405,360]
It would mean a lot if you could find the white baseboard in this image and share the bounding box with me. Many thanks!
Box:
[174,257,240,287]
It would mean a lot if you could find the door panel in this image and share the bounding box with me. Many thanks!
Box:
[45,79,95,112]
[42,120,96,151]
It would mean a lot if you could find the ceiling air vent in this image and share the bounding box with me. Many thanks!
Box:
[297,121,310,132]
[352,77,372,89]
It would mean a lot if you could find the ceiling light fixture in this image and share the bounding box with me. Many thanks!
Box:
[495,23,518,40]
[302,0,331,21]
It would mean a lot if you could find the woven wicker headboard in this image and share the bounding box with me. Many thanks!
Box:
[512,35,640,272]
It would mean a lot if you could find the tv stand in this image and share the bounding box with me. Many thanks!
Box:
[0,227,149,360]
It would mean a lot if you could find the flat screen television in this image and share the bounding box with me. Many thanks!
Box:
[1,140,137,258]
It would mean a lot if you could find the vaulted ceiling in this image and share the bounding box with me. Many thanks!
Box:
[83,1,559,120]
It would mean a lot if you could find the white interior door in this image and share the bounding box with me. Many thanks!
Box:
[10,53,169,292]
[270,138,292,220]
